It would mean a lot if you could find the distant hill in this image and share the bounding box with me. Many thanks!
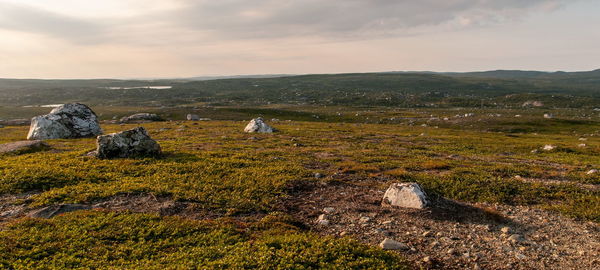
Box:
[1,69,599,108]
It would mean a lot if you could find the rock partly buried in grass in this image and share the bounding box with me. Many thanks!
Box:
[244,117,276,133]
[379,238,410,250]
[120,113,163,123]
[27,204,91,219]
[187,114,200,121]
[95,127,161,159]
[0,140,50,154]
[27,103,102,140]
[382,182,429,209]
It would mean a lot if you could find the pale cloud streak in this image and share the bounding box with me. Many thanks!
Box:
[0,0,597,78]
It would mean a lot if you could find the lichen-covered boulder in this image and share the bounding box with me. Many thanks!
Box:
[120,113,162,123]
[96,127,161,159]
[27,103,102,140]
[382,182,428,209]
[244,117,276,133]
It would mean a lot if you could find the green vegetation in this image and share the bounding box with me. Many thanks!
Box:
[0,211,407,269]
[2,70,600,108]
[1,116,598,221]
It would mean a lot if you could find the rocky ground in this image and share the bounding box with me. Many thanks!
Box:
[279,179,600,270]
[3,179,597,269]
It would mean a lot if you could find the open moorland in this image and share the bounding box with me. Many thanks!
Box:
[0,72,599,269]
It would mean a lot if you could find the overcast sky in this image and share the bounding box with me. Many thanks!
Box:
[0,0,599,79]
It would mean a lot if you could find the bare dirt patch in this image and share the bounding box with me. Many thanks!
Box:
[278,180,600,270]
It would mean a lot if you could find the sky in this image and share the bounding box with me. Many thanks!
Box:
[0,0,599,79]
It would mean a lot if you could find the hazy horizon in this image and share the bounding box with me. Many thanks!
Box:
[1,0,599,79]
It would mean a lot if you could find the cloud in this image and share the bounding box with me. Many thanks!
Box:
[171,0,573,39]
[0,2,107,44]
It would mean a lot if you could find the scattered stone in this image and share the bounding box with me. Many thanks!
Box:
[27,204,91,219]
[293,143,304,147]
[578,144,587,148]
[500,227,511,234]
[244,117,276,133]
[359,216,371,223]
[422,231,432,237]
[381,220,393,225]
[579,138,588,141]
[382,182,428,209]
[27,103,102,140]
[542,145,556,151]
[247,136,259,141]
[543,113,554,119]
[508,234,525,244]
[0,140,49,154]
[315,173,324,179]
[95,127,161,159]
[515,253,527,260]
[522,101,544,107]
[186,114,200,121]
[120,113,162,123]
[447,248,456,255]
[323,207,335,214]
[379,238,409,250]
[587,169,598,175]
[317,214,330,226]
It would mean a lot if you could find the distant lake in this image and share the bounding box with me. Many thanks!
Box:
[103,86,172,90]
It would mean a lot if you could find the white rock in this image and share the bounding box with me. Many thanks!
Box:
[587,169,598,175]
[187,114,200,121]
[27,103,102,140]
[542,145,556,151]
[543,113,554,119]
[244,117,275,133]
[379,238,409,250]
[382,182,428,209]
[578,144,587,148]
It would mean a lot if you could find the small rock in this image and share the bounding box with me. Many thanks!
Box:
[587,169,598,175]
[186,114,200,121]
[323,207,335,213]
[120,113,162,123]
[422,256,431,263]
[500,227,511,234]
[542,145,556,151]
[515,253,527,260]
[244,117,276,133]
[508,234,525,244]
[422,231,432,237]
[359,216,371,223]
[379,238,409,250]
[381,220,393,225]
[381,182,428,209]
[314,173,324,179]
[447,248,456,255]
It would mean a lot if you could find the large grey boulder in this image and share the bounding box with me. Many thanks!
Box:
[120,113,162,123]
[96,127,161,159]
[382,182,428,209]
[244,117,276,133]
[27,103,102,140]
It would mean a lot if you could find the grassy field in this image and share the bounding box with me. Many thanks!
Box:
[0,107,599,268]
